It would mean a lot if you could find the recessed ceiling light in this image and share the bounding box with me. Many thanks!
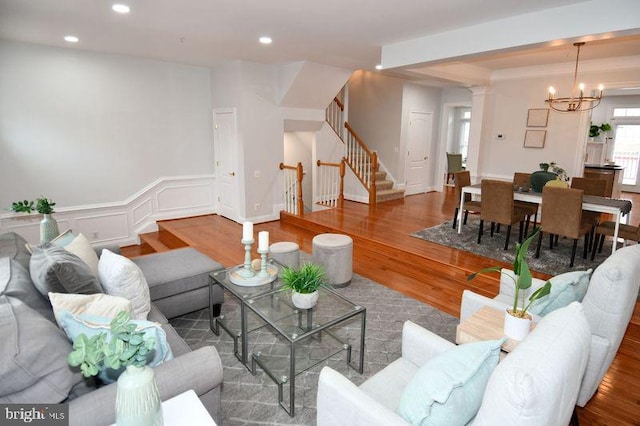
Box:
[64,35,79,43]
[112,4,130,14]
[259,36,272,45]
[375,64,383,70]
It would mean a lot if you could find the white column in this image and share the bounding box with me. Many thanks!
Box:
[466,86,492,184]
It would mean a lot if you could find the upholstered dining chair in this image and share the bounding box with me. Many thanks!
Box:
[452,170,481,230]
[477,179,530,250]
[535,186,592,267]
[446,153,464,185]
[571,177,608,250]
[591,221,640,260]
[513,172,538,235]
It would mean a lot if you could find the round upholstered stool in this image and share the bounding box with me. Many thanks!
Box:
[311,233,353,288]
[269,241,300,269]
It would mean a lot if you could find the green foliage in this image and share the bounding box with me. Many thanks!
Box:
[10,200,35,213]
[35,196,56,214]
[467,228,552,318]
[67,311,156,378]
[589,122,612,138]
[280,263,326,294]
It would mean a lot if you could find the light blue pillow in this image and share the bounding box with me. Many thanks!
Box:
[528,269,592,316]
[397,338,506,426]
[58,311,173,384]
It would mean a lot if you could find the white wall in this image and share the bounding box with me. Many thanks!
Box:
[284,132,314,210]
[400,83,442,189]
[0,40,215,209]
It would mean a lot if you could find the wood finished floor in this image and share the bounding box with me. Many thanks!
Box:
[123,188,640,426]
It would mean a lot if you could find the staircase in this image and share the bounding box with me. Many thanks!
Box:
[374,170,405,202]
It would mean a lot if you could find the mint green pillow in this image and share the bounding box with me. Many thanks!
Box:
[58,311,173,384]
[529,269,592,316]
[397,338,505,426]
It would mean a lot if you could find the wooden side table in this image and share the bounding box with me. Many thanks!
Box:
[456,306,535,354]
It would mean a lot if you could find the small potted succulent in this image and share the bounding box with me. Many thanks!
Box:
[468,228,552,340]
[280,263,327,309]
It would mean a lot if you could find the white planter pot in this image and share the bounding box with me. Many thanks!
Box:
[291,291,319,310]
[503,309,532,341]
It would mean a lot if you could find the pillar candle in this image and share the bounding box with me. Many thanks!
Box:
[242,222,253,241]
[258,231,269,251]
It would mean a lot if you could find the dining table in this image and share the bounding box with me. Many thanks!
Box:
[458,183,633,255]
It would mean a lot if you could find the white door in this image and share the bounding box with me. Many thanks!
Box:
[213,108,239,220]
[405,111,432,195]
[613,122,640,193]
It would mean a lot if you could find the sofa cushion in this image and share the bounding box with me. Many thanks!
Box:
[528,269,592,316]
[0,232,32,273]
[0,257,55,323]
[30,244,103,298]
[58,311,173,384]
[397,338,504,425]
[48,292,132,327]
[98,249,151,320]
[0,295,83,403]
[63,233,100,278]
[473,302,591,425]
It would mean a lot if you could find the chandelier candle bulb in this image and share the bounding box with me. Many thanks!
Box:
[242,221,253,241]
[258,231,269,251]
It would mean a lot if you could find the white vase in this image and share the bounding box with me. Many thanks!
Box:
[40,213,59,243]
[291,290,319,309]
[503,309,532,341]
[115,365,163,426]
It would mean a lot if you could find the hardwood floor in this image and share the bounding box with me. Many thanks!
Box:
[123,188,640,425]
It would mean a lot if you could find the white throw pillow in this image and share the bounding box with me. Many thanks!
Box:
[48,292,133,327]
[64,233,100,278]
[98,249,151,320]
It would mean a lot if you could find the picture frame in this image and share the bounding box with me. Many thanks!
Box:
[527,108,549,127]
[524,130,546,148]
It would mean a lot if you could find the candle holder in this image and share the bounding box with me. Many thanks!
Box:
[237,238,255,278]
[256,248,269,278]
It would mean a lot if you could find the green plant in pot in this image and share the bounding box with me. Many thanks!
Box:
[468,228,551,340]
[589,122,612,139]
[67,311,163,425]
[36,196,59,243]
[280,263,326,309]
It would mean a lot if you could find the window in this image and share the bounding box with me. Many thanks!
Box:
[458,108,471,163]
[613,108,640,117]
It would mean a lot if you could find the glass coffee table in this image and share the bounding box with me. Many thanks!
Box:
[209,264,366,417]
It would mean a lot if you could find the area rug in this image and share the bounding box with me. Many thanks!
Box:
[411,217,614,276]
[170,272,458,426]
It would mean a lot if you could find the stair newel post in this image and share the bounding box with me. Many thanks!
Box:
[338,159,346,209]
[369,152,378,205]
[296,162,304,216]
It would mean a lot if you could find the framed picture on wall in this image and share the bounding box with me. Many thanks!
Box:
[524,130,546,148]
[527,108,549,127]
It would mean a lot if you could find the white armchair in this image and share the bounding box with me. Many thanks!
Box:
[460,244,640,407]
[317,302,591,426]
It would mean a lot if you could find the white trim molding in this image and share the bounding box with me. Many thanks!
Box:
[0,174,217,246]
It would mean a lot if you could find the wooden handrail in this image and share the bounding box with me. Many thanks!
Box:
[334,97,344,111]
[344,122,374,156]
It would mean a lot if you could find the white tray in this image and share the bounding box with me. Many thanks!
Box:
[228,264,278,286]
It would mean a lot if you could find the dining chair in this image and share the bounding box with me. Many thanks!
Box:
[446,153,464,185]
[452,170,481,229]
[535,186,592,267]
[513,172,538,236]
[591,222,640,260]
[477,179,530,250]
[571,177,607,250]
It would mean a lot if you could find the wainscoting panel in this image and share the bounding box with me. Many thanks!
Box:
[0,175,218,246]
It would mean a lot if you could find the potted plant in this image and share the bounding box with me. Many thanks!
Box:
[36,196,59,243]
[467,228,552,340]
[67,311,162,425]
[589,122,612,140]
[10,200,35,213]
[280,263,326,309]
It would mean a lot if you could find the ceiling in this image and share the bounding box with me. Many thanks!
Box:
[0,0,638,81]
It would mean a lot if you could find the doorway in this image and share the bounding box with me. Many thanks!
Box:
[213,108,239,221]
[610,107,640,193]
[405,111,433,195]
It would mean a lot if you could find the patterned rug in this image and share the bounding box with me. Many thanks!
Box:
[410,217,614,276]
[170,272,458,425]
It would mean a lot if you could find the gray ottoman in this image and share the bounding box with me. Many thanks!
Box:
[270,241,300,269]
[311,233,353,288]
[132,247,224,319]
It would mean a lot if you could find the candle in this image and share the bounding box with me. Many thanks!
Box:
[258,231,269,251]
[242,222,253,241]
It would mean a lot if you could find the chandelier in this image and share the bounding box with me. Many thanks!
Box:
[545,42,604,113]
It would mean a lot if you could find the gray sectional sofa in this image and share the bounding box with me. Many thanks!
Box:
[0,232,225,425]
